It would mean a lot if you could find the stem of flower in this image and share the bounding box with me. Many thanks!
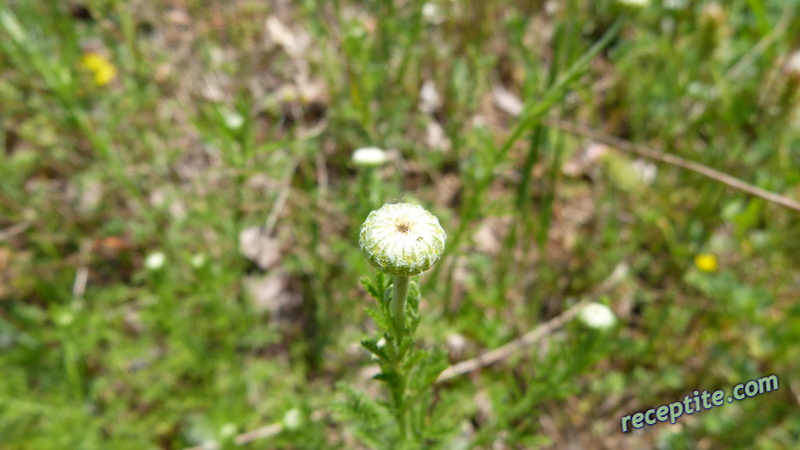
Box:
[390,275,410,442]
[392,275,409,340]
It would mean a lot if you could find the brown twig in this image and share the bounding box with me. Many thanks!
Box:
[436,298,592,382]
[543,119,800,213]
[790,380,800,407]
[234,423,284,445]
[436,261,629,382]
[71,240,92,299]
[263,159,298,237]
[0,221,31,241]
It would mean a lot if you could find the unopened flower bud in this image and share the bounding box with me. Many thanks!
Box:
[579,302,616,330]
[359,203,446,276]
[352,147,388,167]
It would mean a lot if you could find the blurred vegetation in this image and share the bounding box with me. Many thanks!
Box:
[1,0,800,448]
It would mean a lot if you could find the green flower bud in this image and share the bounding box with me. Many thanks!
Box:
[359,203,446,276]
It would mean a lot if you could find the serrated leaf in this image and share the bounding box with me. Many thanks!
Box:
[408,280,420,301]
[334,382,392,446]
[361,338,390,362]
[407,309,421,334]
[360,276,381,301]
[404,347,426,367]
[365,306,392,332]
[373,370,400,385]
[383,285,393,303]
[380,285,394,316]
[409,349,448,390]
[376,272,386,296]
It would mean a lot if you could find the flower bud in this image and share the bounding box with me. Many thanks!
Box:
[282,408,303,431]
[359,203,446,276]
[579,302,616,330]
[145,252,165,271]
[352,147,388,167]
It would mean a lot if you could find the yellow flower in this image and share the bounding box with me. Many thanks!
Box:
[694,253,718,272]
[80,52,117,86]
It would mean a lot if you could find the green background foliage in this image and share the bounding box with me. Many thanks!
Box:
[1,0,799,448]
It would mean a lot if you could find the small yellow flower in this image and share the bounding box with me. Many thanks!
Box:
[694,253,718,272]
[80,52,117,86]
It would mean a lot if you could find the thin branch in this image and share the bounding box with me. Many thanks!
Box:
[71,240,92,299]
[436,298,592,382]
[436,261,629,382]
[790,380,800,407]
[263,158,298,236]
[543,119,800,213]
[234,423,284,445]
[0,221,31,241]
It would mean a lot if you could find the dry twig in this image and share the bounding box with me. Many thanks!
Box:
[436,261,628,382]
[0,221,31,241]
[544,119,800,213]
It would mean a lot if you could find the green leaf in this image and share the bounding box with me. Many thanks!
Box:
[360,276,381,301]
[365,306,392,332]
[335,383,392,446]
[361,338,390,362]
[376,272,386,297]
[409,349,448,390]
[373,370,400,387]
[408,280,420,301]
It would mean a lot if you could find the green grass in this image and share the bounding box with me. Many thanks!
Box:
[2,0,800,448]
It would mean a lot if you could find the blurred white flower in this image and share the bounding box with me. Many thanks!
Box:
[579,302,616,329]
[661,17,676,34]
[55,311,75,327]
[419,79,442,114]
[422,2,444,24]
[222,110,244,130]
[663,0,687,10]
[492,84,523,117]
[145,252,166,270]
[631,159,657,185]
[700,3,726,28]
[617,0,648,7]
[785,51,800,80]
[219,424,237,439]
[283,408,303,430]
[446,333,468,360]
[191,253,207,268]
[352,147,388,167]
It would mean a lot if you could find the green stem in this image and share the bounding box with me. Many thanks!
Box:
[392,275,409,339]
[388,275,411,443]
[392,370,408,444]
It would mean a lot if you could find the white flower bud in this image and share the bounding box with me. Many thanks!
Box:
[282,408,303,431]
[145,252,165,270]
[191,253,207,268]
[359,203,446,276]
[219,424,237,438]
[579,302,616,330]
[352,147,388,167]
[617,0,648,7]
